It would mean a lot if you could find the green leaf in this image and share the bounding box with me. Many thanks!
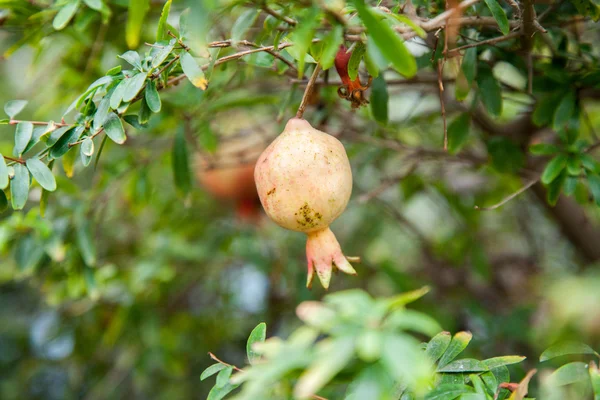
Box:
[126,0,150,49]
[104,113,126,144]
[145,80,161,113]
[206,383,239,400]
[590,174,600,206]
[76,219,97,266]
[290,7,320,78]
[14,122,33,157]
[384,13,427,38]
[151,43,174,69]
[426,332,452,363]
[47,126,72,147]
[180,52,208,90]
[348,42,366,81]
[590,362,600,400]
[487,137,524,173]
[580,154,600,174]
[200,363,227,381]
[547,170,566,206]
[10,163,30,210]
[0,190,8,213]
[573,0,600,21]
[438,332,473,369]
[320,25,344,71]
[461,48,477,84]
[553,90,576,131]
[83,0,103,11]
[370,75,389,124]
[567,156,582,175]
[549,362,590,386]
[118,51,142,71]
[0,155,8,190]
[138,99,152,125]
[82,137,94,157]
[533,92,562,127]
[483,0,510,35]
[110,79,130,110]
[173,127,191,194]
[483,356,526,369]
[93,96,111,132]
[106,65,122,76]
[541,341,598,362]
[156,0,172,42]
[477,65,502,117]
[563,175,578,196]
[353,0,416,77]
[529,143,560,155]
[49,127,80,159]
[448,113,471,154]
[4,100,28,119]
[215,366,233,388]
[425,384,474,400]
[438,359,489,373]
[26,159,56,192]
[541,154,568,185]
[247,322,267,365]
[122,73,147,103]
[232,9,259,42]
[53,0,80,31]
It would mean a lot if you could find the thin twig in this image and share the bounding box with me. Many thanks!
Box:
[437,59,448,151]
[4,155,25,164]
[296,63,321,119]
[9,119,71,127]
[208,352,244,373]
[447,31,521,56]
[475,177,539,211]
[261,5,297,26]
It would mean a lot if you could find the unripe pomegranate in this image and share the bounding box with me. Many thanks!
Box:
[255,118,356,289]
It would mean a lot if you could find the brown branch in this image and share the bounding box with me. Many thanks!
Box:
[3,155,25,164]
[447,31,521,56]
[296,63,321,119]
[9,119,71,127]
[208,352,244,373]
[261,5,297,26]
[437,59,448,151]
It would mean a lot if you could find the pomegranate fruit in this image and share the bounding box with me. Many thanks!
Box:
[254,118,356,289]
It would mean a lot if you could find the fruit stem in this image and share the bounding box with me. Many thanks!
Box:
[296,63,322,119]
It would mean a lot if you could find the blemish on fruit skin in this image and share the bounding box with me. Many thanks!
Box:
[267,188,276,196]
[296,202,323,229]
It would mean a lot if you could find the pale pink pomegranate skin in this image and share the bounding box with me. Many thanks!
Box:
[254,118,352,233]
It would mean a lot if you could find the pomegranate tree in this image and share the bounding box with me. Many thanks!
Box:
[254,118,356,289]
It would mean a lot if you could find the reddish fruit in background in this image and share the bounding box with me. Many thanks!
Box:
[334,45,372,109]
[254,118,356,289]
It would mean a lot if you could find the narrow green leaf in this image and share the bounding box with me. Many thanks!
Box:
[106,65,122,75]
[173,127,191,194]
[553,90,576,130]
[110,79,129,110]
[83,0,103,11]
[206,383,239,400]
[50,127,80,159]
[589,174,600,206]
[232,9,259,42]
[247,322,267,365]
[151,43,174,69]
[76,219,97,266]
[215,366,233,388]
[289,7,320,78]
[529,143,560,155]
[93,96,111,132]
[26,159,56,192]
[10,163,30,210]
[0,190,8,213]
[483,356,526,369]
[0,155,8,190]
[533,92,562,127]
[320,25,344,71]
[353,0,416,77]
[47,126,72,147]
[426,332,452,363]
[14,122,33,157]
[547,170,567,206]
[541,155,568,185]
[477,66,502,117]
[122,73,147,102]
[156,0,172,41]
[581,154,600,174]
[484,0,510,35]
[103,113,126,144]
[126,0,150,49]
[563,175,578,196]
[180,52,208,90]
[461,48,477,84]
[4,100,28,119]
[567,156,582,175]
[370,75,388,124]
[118,51,142,71]
[138,99,152,125]
[438,359,489,373]
[448,113,471,154]
[438,332,473,369]
[200,364,227,381]
[145,80,161,113]
[549,362,590,386]
[348,42,366,81]
[384,13,427,38]
[53,0,81,30]
[425,384,474,400]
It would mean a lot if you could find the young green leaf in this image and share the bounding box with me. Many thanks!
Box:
[50,127,80,159]
[10,163,30,210]
[138,99,152,125]
[426,332,452,363]
[384,13,426,38]
[106,65,122,76]
[232,9,259,42]
[0,155,8,190]
[289,7,320,78]
[483,0,510,35]
[348,42,366,81]
[353,0,416,77]
[110,79,130,110]
[14,121,33,157]
[553,90,576,130]
[0,190,7,213]
[200,363,227,381]
[477,66,502,117]
[83,0,103,11]
[180,52,208,90]
[437,359,489,373]
[206,382,239,400]
[145,80,161,113]
[247,322,267,365]
[215,366,233,388]
[448,113,471,154]
[118,51,142,71]
[151,43,174,69]
[122,73,147,102]
[46,126,72,147]
[540,341,597,362]
[126,0,150,49]
[438,331,473,369]
[424,384,474,400]
[483,356,526,369]
[533,92,562,127]
[93,96,111,132]
[320,25,344,71]
[156,0,172,41]
[461,48,477,84]
[549,362,590,386]
[103,113,126,144]
[53,0,81,31]
[529,143,560,156]
[4,100,28,119]
[581,154,600,174]
[370,75,389,124]
[26,159,56,192]
[541,155,568,185]
[81,137,94,157]
[173,127,191,194]
[547,170,567,206]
